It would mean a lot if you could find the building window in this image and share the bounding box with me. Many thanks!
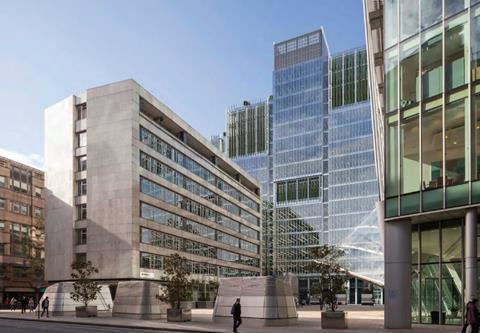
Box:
[77,156,87,172]
[445,14,468,92]
[0,221,5,230]
[34,186,42,198]
[0,176,5,187]
[10,202,29,216]
[421,0,441,30]
[77,229,87,245]
[0,198,5,210]
[77,204,87,220]
[10,167,31,193]
[75,253,87,264]
[33,207,43,219]
[400,108,420,194]
[445,97,468,186]
[421,104,443,190]
[276,182,286,202]
[400,36,419,109]
[384,0,398,49]
[399,0,419,41]
[13,266,27,279]
[10,223,30,257]
[472,7,480,82]
[78,132,87,148]
[78,179,87,196]
[77,103,87,120]
[385,47,399,113]
[422,25,443,99]
[0,243,4,255]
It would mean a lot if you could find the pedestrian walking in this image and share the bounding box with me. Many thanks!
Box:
[20,296,27,314]
[28,297,35,313]
[319,297,324,311]
[231,298,242,333]
[462,296,480,333]
[40,297,49,318]
[9,297,16,311]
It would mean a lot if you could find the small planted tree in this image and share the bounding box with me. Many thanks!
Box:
[70,261,101,317]
[307,245,348,312]
[157,254,192,321]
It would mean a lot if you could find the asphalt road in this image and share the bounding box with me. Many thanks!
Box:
[0,319,188,333]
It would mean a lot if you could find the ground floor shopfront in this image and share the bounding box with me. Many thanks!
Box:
[385,208,479,328]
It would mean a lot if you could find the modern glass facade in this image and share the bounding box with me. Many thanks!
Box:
[384,0,480,218]
[364,0,480,327]
[222,30,384,301]
[272,30,329,279]
[226,99,275,275]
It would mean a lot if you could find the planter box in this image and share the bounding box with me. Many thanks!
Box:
[167,308,192,322]
[321,311,347,329]
[75,306,98,318]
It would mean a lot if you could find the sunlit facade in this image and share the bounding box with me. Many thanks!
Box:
[365,0,480,328]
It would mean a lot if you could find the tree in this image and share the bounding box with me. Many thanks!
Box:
[307,245,348,312]
[157,254,192,309]
[70,261,101,307]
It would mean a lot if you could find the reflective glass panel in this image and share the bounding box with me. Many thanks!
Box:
[445,0,467,18]
[421,263,440,324]
[472,6,480,82]
[474,94,480,179]
[421,228,440,263]
[441,262,462,325]
[400,0,419,40]
[445,14,468,91]
[400,37,420,109]
[445,97,468,185]
[422,105,443,190]
[422,25,443,98]
[386,48,399,113]
[401,108,420,194]
[386,114,399,197]
[421,0,442,29]
[385,0,398,49]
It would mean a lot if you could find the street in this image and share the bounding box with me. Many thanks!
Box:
[0,319,193,333]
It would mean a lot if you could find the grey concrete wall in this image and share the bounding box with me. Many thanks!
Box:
[384,219,411,329]
[214,276,297,327]
[45,96,76,282]
[40,282,113,315]
[86,81,137,280]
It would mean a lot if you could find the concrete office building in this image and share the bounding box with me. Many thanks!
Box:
[0,156,46,305]
[218,29,384,303]
[365,0,480,328]
[44,80,262,299]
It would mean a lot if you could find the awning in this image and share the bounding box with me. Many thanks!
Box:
[4,288,36,292]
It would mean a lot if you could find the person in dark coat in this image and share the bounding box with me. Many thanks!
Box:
[231,298,242,333]
[462,296,479,333]
[20,296,27,314]
[41,297,49,318]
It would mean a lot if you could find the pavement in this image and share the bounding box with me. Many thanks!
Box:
[0,305,461,333]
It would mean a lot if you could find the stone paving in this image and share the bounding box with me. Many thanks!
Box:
[0,305,460,332]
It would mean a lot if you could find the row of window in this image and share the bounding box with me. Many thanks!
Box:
[140,152,243,217]
[139,126,259,212]
[140,202,258,254]
[140,176,259,236]
[0,198,42,218]
[276,176,321,203]
[0,175,42,197]
[140,228,259,267]
[139,252,259,277]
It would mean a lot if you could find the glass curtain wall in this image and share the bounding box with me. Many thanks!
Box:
[383,0,480,217]
[412,220,463,326]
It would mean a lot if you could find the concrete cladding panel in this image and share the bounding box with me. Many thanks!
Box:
[45,96,76,282]
[40,282,113,315]
[214,276,297,326]
[113,281,167,319]
[86,81,137,279]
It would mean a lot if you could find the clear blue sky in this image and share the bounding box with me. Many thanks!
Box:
[0,0,365,169]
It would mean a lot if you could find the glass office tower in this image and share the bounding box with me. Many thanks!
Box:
[365,0,480,327]
[272,30,329,293]
[225,99,275,275]
[329,49,383,289]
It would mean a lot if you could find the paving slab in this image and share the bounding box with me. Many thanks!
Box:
[0,306,460,333]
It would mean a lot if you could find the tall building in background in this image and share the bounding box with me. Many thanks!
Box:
[0,156,46,305]
[218,29,383,302]
[328,48,383,292]
[225,98,274,274]
[365,0,480,328]
[45,80,262,298]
